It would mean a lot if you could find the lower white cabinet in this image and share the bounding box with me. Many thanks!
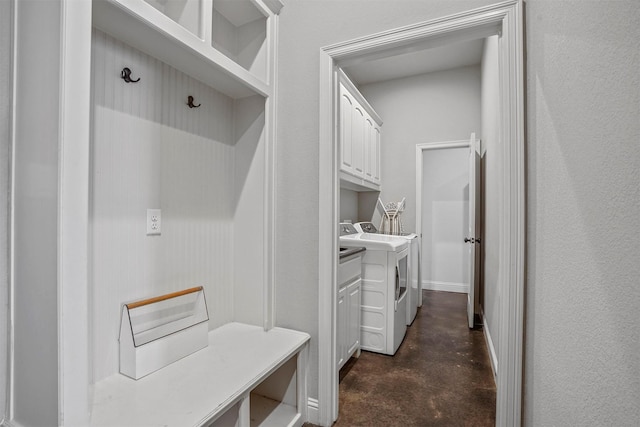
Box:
[346,279,361,357]
[338,253,363,370]
[337,285,348,369]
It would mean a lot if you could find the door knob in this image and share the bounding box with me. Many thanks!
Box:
[464,237,475,243]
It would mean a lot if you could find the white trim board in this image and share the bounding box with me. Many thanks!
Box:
[306,397,320,426]
[422,280,469,294]
[483,311,499,381]
[319,2,525,426]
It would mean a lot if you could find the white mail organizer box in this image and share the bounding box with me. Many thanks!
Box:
[119,286,209,379]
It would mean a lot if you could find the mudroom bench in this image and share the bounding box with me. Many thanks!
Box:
[89,323,310,427]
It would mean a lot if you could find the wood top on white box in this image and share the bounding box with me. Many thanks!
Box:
[90,322,310,427]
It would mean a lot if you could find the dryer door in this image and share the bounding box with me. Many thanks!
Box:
[395,251,408,310]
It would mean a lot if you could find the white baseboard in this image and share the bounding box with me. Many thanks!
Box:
[306,397,319,425]
[482,312,498,380]
[422,280,469,294]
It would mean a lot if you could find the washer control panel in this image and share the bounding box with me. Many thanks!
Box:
[339,223,358,236]
[357,222,378,233]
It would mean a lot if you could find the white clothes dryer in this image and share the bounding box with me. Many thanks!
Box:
[339,223,408,356]
[354,222,421,325]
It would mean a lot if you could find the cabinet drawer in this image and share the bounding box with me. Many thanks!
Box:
[339,255,362,286]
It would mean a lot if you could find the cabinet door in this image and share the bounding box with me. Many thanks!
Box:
[347,279,361,356]
[339,80,381,189]
[339,86,355,176]
[337,286,347,369]
[352,105,365,178]
[372,124,381,185]
[364,117,374,182]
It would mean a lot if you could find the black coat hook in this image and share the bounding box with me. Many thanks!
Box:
[121,67,140,83]
[187,96,201,108]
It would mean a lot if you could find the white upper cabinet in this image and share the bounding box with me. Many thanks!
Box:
[370,123,381,186]
[338,73,382,191]
[352,105,365,179]
[92,0,282,98]
[363,116,372,182]
[340,90,355,176]
[364,116,380,185]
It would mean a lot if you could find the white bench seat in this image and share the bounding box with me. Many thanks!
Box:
[90,322,310,427]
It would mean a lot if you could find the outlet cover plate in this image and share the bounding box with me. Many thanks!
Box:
[147,209,161,235]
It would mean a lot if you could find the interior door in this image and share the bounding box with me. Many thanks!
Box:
[466,133,481,329]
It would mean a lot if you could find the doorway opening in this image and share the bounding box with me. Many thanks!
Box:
[417,140,473,295]
[319,2,524,426]
[416,136,496,369]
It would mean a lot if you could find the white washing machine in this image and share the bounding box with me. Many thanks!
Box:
[339,223,408,356]
[354,222,421,325]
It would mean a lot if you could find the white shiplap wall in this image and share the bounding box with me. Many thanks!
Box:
[90,30,253,383]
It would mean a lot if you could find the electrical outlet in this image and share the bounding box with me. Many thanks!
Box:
[146,209,161,235]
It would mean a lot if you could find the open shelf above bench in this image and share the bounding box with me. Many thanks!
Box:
[92,0,281,99]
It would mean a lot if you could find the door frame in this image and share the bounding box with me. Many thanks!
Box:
[318,1,525,426]
[415,139,471,296]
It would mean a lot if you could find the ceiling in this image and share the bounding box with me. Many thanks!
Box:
[343,38,485,86]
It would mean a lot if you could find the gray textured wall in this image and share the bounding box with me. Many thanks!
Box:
[276,1,640,425]
[359,65,481,233]
[524,0,640,424]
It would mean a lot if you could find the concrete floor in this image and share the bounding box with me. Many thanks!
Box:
[307,290,496,427]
